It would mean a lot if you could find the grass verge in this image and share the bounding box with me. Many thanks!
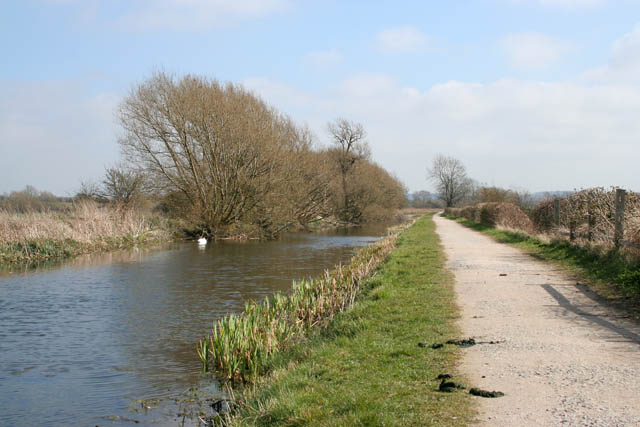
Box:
[446,216,640,317]
[225,214,474,426]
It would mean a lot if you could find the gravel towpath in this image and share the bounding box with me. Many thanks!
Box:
[434,214,640,426]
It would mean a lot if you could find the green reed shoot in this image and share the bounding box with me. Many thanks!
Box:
[199,221,413,383]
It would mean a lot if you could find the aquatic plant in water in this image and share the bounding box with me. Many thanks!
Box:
[197,222,411,383]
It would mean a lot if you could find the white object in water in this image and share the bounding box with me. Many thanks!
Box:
[197,237,207,245]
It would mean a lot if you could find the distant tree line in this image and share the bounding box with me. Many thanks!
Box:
[406,191,443,209]
[0,186,74,213]
[427,154,534,211]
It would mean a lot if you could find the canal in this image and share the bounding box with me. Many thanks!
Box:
[0,224,391,425]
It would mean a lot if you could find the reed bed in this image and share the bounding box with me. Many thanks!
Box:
[0,201,170,264]
[197,221,412,383]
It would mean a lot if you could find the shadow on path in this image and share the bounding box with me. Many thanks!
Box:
[542,284,640,345]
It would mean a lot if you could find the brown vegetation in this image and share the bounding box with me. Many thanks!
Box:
[446,202,534,232]
[117,72,406,237]
[448,187,640,261]
[0,186,73,213]
[1,73,408,266]
[473,186,535,211]
[0,201,170,264]
[529,188,640,249]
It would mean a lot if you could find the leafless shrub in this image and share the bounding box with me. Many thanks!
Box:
[100,164,150,208]
[472,202,533,231]
[529,199,558,232]
[447,202,533,232]
[493,203,535,232]
[474,186,536,212]
[459,205,478,221]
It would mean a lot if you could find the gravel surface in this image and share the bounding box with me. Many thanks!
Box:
[434,214,640,426]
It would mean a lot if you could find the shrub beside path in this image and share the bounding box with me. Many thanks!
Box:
[434,214,640,426]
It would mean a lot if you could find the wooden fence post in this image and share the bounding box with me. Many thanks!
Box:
[569,221,576,241]
[614,189,626,248]
[554,199,560,228]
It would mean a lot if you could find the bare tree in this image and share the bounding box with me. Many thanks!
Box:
[427,155,473,208]
[101,164,149,207]
[327,118,371,222]
[118,72,292,231]
[118,72,335,235]
[75,181,104,202]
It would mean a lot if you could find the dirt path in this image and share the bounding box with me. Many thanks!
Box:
[434,214,640,426]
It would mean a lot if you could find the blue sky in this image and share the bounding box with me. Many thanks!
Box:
[2,0,640,195]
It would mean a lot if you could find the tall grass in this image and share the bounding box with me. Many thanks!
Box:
[0,201,171,264]
[198,222,412,383]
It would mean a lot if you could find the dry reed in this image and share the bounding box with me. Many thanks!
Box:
[0,201,170,263]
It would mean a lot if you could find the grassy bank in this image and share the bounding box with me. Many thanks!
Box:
[446,216,640,315]
[0,201,172,266]
[220,215,474,426]
[198,222,407,383]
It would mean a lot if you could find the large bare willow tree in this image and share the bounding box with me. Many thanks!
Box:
[118,72,329,235]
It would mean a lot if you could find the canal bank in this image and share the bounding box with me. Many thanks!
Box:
[221,214,475,426]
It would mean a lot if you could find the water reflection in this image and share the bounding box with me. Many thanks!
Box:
[0,224,390,426]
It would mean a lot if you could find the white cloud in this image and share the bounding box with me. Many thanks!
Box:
[117,0,290,31]
[376,26,429,53]
[303,49,343,68]
[0,81,120,195]
[583,24,640,82]
[611,24,640,67]
[501,32,574,69]
[244,74,640,193]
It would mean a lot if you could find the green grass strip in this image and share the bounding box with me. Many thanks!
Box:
[447,216,640,314]
[229,214,475,426]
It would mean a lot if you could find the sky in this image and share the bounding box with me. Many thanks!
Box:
[2,0,640,196]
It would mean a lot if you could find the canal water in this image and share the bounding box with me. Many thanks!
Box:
[0,224,391,426]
